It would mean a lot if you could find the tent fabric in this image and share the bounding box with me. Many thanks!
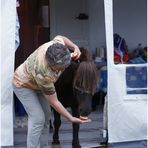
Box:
[104,0,147,143]
[1,0,16,146]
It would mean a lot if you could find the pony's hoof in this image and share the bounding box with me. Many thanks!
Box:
[72,145,81,148]
[52,144,61,148]
[72,144,81,148]
[52,140,60,145]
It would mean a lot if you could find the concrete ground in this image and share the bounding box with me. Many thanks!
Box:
[3,106,105,148]
[2,106,146,148]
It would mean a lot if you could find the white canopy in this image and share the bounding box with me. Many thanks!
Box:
[1,0,16,146]
[104,0,147,143]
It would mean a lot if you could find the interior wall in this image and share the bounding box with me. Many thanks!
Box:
[113,0,147,50]
[50,0,89,49]
[88,0,147,53]
[88,0,106,53]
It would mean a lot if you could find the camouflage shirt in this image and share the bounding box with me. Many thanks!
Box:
[13,36,65,95]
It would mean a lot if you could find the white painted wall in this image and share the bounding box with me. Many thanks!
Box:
[88,0,106,53]
[88,0,147,52]
[50,0,89,49]
[50,0,146,53]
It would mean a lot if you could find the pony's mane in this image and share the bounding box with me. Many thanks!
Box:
[73,47,98,94]
[79,47,92,62]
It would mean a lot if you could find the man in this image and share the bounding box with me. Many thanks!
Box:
[13,35,91,148]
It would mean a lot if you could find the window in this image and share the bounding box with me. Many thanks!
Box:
[126,66,147,94]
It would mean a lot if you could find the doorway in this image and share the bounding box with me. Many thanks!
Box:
[14,0,105,147]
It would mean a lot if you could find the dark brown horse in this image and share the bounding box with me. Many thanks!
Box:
[52,48,98,148]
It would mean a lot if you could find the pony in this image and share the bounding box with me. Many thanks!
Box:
[52,47,98,148]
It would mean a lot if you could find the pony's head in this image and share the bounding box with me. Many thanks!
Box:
[73,48,98,118]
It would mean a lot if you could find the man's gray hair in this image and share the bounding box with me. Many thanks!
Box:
[45,43,71,68]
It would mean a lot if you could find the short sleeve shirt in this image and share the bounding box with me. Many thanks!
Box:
[13,36,65,95]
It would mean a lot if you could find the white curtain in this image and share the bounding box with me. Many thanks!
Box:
[1,0,16,146]
[104,0,147,143]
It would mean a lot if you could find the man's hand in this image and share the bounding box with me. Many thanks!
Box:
[70,117,92,124]
[71,45,81,60]
[57,35,81,60]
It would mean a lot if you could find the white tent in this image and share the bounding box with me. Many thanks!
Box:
[0,0,147,147]
[104,0,147,144]
[1,0,16,146]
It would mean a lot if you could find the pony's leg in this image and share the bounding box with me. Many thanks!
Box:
[52,110,61,145]
[71,106,81,148]
[49,119,53,133]
[49,107,53,133]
